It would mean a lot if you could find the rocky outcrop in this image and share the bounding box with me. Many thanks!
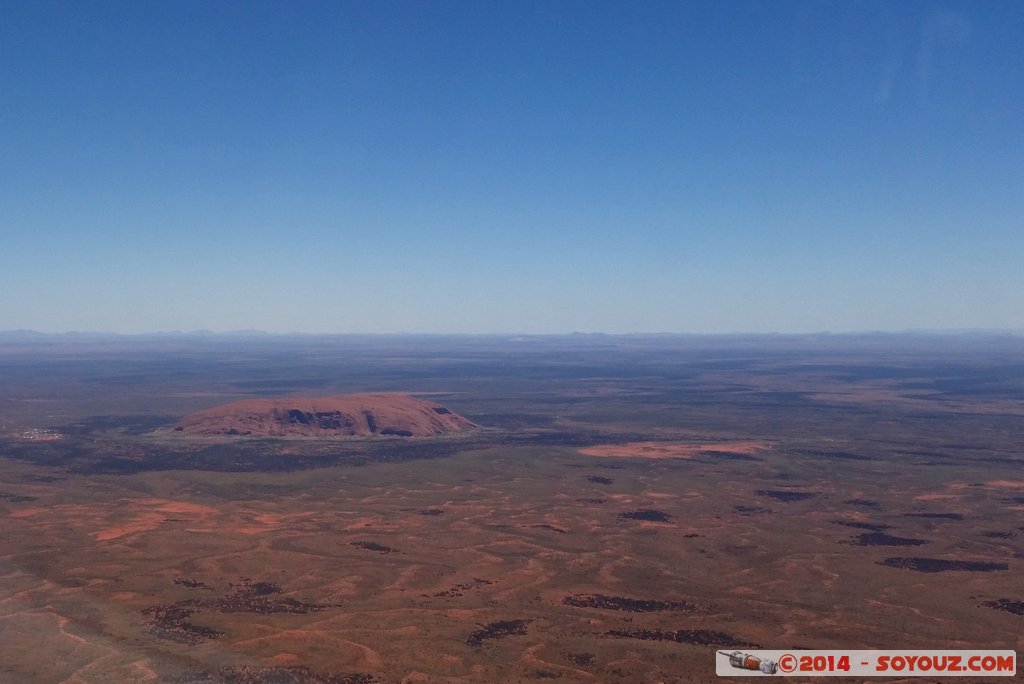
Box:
[176,393,476,438]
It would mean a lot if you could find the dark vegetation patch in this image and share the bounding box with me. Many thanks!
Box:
[567,652,594,666]
[586,476,613,484]
[475,412,557,429]
[829,519,890,531]
[466,619,530,647]
[1000,496,1024,505]
[531,524,568,533]
[683,532,702,538]
[576,498,607,504]
[904,512,963,520]
[734,505,770,515]
[141,603,224,645]
[230,378,331,392]
[879,558,1009,573]
[0,491,37,503]
[6,424,659,475]
[982,599,1024,615]
[214,666,375,684]
[142,579,328,644]
[604,629,756,647]
[563,594,700,612]
[756,490,816,502]
[968,456,1022,466]
[530,670,562,679]
[20,474,61,483]
[793,449,874,461]
[701,450,761,461]
[895,449,953,458]
[844,498,879,507]
[753,390,808,404]
[12,436,482,475]
[351,541,397,554]
[820,452,873,461]
[846,532,927,547]
[489,428,649,450]
[982,531,1015,539]
[57,414,177,436]
[173,578,208,589]
[618,509,672,522]
[419,508,445,516]
[426,577,493,599]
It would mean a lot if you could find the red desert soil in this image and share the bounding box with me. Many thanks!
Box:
[175,393,477,438]
[578,440,770,460]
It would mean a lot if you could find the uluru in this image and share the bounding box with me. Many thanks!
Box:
[175,393,477,438]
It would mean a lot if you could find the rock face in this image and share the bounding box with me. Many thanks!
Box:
[176,393,476,438]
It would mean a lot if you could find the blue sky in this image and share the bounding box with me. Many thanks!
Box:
[1,1,1021,333]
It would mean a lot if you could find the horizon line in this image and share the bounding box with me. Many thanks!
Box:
[2,327,1023,339]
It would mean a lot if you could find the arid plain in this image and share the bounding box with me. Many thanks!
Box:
[1,333,1022,683]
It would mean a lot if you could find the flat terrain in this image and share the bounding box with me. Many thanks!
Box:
[1,333,1023,682]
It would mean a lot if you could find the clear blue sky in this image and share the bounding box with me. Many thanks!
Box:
[1,1,1021,334]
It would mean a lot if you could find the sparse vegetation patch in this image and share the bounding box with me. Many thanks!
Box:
[466,619,531,646]
[829,519,890,531]
[982,599,1024,615]
[846,532,927,547]
[604,629,757,647]
[351,541,397,553]
[142,579,328,644]
[618,509,672,522]
[756,490,816,502]
[562,594,700,612]
[214,666,375,684]
[879,558,1008,573]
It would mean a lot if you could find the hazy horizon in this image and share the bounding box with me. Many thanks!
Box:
[3,326,1023,338]
[3,2,1021,334]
